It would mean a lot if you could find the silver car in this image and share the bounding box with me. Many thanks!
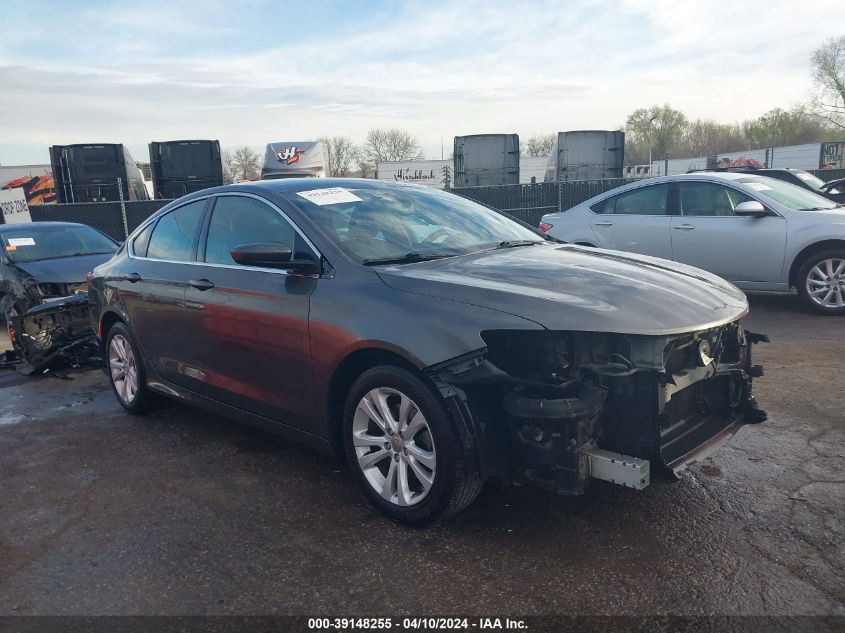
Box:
[540,172,845,314]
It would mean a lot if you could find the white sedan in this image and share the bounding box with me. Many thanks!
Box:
[540,172,845,314]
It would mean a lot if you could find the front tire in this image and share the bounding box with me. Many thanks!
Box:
[797,250,845,315]
[342,366,482,525]
[105,322,155,414]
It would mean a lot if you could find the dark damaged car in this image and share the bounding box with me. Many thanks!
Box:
[88,179,767,524]
[1,222,119,372]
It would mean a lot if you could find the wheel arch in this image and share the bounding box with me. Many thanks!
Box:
[325,346,425,457]
[99,309,126,340]
[788,239,845,287]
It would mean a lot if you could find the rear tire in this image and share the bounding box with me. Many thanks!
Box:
[105,322,156,414]
[342,365,482,525]
[796,250,845,315]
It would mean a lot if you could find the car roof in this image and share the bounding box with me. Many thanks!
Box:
[674,171,766,181]
[0,221,91,233]
[238,177,405,194]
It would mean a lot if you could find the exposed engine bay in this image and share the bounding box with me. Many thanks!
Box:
[428,320,768,495]
[5,294,100,375]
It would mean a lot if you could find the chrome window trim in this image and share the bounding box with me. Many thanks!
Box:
[127,192,324,277]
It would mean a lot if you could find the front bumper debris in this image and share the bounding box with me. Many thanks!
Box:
[431,321,768,495]
[585,446,650,490]
[6,294,100,375]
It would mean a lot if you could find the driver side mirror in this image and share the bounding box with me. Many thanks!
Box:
[734,201,770,218]
[230,243,319,272]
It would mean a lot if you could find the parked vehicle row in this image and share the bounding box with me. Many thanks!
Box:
[540,172,845,314]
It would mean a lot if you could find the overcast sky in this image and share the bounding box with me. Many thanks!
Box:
[1,0,843,165]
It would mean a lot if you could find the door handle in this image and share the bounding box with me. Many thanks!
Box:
[123,272,142,283]
[594,221,614,226]
[674,224,695,231]
[188,278,215,291]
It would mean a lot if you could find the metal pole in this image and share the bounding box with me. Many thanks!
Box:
[117,177,129,240]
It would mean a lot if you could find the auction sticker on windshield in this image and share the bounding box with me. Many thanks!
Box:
[745,182,773,191]
[7,237,35,247]
[296,187,362,205]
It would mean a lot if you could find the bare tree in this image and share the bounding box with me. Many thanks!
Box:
[625,104,688,165]
[742,107,834,148]
[362,128,424,165]
[225,146,262,181]
[522,134,555,157]
[678,120,748,157]
[317,136,359,177]
[810,36,845,129]
[355,154,376,179]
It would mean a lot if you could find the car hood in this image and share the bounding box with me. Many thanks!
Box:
[375,244,749,335]
[12,253,114,284]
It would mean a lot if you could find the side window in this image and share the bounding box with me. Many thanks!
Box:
[204,195,316,265]
[606,185,669,216]
[146,200,206,261]
[590,198,609,213]
[132,223,153,257]
[679,182,753,217]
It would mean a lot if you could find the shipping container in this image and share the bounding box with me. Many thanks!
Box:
[261,142,328,179]
[453,134,519,187]
[544,130,625,182]
[49,144,149,203]
[149,140,223,199]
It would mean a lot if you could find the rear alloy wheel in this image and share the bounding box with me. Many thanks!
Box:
[343,366,482,525]
[105,322,155,413]
[798,250,845,315]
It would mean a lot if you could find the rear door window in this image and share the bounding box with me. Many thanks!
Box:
[146,200,206,261]
[603,185,669,215]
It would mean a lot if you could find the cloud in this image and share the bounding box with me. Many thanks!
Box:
[2,0,845,164]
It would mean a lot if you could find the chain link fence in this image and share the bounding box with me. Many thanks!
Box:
[28,200,170,241]
[811,168,845,182]
[451,179,634,227]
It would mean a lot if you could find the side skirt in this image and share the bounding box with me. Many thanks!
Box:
[145,378,333,455]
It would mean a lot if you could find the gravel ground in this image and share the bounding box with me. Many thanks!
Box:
[0,293,842,616]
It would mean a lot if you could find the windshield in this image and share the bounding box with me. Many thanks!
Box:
[738,177,841,211]
[282,184,542,263]
[0,225,118,263]
[793,171,827,191]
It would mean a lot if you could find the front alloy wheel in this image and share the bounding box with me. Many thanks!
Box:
[798,250,845,315]
[343,366,483,525]
[805,257,845,309]
[353,387,436,507]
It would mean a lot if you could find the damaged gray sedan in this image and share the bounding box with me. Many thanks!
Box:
[1,222,118,372]
[88,179,767,524]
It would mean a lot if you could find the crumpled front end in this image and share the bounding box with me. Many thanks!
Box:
[428,320,767,495]
[6,294,100,375]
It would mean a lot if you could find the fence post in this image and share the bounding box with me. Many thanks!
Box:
[117,177,129,240]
